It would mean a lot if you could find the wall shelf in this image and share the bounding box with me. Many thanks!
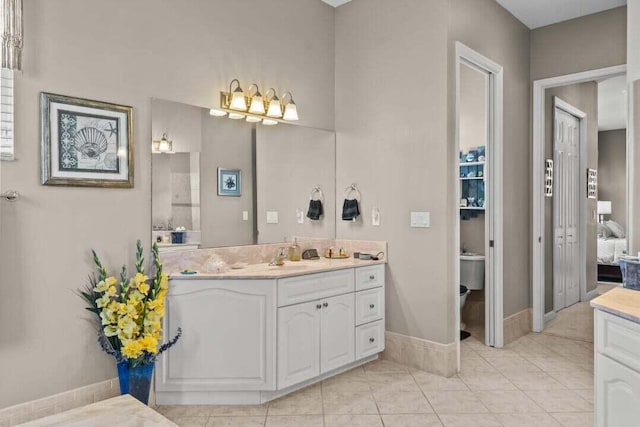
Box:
[460,207,485,211]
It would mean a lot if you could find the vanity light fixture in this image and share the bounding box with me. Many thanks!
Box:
[217,79,299,125]
[152,133,174,153]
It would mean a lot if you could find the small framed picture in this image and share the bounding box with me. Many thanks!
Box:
[40,92,133,187]
[218,168,241,196]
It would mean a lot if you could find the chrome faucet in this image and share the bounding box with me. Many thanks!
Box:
[269,247,288,266]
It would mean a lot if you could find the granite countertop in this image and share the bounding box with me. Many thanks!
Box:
[21,395,176,427]
[591,286,640,324]
[169,257,386,280]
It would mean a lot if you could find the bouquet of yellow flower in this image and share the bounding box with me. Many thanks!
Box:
[80,240,181,368]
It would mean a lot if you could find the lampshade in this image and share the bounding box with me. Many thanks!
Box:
[246,116,261,123]
[228,112,245,120]
[597,201,612,215]
[248,84,265,114]
[262,119,278,126]
[282,92,298,121]
[209,109,227,117]
[265,88,283,118]
[229,79,247,111]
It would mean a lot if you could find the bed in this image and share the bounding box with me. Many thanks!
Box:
[597,220,627,282]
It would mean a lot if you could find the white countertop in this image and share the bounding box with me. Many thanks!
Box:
[21,395,176,427]
[591,286,640,324]
[169,257,386,280]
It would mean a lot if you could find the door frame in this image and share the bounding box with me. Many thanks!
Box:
[532,64,627,332]
[454,41,504,363]
[552,96,587,312]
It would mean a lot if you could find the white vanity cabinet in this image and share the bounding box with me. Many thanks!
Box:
[156,263,385,405]
[595,309,640,427]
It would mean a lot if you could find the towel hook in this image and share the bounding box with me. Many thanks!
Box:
[344,183,361,200]
[0,189,19,202]
[310,185,324,202]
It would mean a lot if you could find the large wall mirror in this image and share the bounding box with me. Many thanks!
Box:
[151,98,336,249]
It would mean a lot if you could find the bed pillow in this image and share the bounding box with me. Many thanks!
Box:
[598,223,613,239]
[606,220,626,238]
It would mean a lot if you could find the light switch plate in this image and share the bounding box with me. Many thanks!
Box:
[372,207,380,226]
[242,211,249,221]
[296,209,304,224]
[410,211,430,228]
[266,211,279,224]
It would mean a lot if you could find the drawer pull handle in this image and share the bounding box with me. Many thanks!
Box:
[369,337,375,343]
[323,302,328,307]
[369,275,375,280]
[316,304,322,310]
[369,304,375,309]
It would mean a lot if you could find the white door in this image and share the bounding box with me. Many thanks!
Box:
[596,354,640,427]
[277,301,321,389]
[553,102,581,311]
[320,293,355,374]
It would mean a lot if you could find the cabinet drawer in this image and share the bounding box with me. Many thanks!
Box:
[355,320,385,360]
[355,264,385,291]
[355,288,384,326]
[596,310,640,372]
[278,269,355,307]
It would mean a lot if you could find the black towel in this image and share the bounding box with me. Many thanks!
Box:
[342,199,360,221]
[307,199,324,220]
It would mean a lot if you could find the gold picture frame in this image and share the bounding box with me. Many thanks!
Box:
[40,92,134,188]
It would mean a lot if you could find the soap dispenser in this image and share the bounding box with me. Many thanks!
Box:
[289,238,301,261]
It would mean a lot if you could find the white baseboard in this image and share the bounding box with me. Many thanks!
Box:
[544,311,557,323]
[585,288,600,301]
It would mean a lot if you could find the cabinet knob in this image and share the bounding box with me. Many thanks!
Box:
[323,302,328,307]
[369,304,375,309]
[369,275,375,280]
[316,304,322,310]
[369,337,375,343]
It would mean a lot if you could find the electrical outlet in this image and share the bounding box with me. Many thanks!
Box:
[242,211,249,221]
[266,211,279,224]
[372,207,380,226]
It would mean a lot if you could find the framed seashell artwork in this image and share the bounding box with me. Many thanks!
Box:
[40,92,133,187]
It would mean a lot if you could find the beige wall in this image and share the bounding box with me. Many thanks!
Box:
[530,7,627,81]
[629,0,640,83]
[335,0,450,343]
[543,83,598,313]
[598,129,627,228]
[629,1,640,254]
[0,0,335,409]
[448,0,531,320]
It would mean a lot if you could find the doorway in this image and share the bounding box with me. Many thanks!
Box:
[532,64,628,332]
[454,42,504,369]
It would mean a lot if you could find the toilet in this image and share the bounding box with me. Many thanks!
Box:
[460,254,485,335]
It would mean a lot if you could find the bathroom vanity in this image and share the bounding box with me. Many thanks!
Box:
[591,287,640,426]
[155,258,386,405]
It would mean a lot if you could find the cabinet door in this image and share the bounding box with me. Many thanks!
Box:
[596,354,640,427]
[156,279,276,392]
[277,301,321,389]
[320,293,355,374]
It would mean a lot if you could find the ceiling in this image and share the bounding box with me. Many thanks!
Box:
[321,1,627,29]
[495,0,626,29]
[598,75,627,131]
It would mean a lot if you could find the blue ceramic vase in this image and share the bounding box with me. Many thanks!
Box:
[117,361,155,405]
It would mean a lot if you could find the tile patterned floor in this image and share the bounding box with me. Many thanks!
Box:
[155,331,595,427]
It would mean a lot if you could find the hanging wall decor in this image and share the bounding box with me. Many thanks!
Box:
[544,159,553,197]
[40,93,134,188]
[587,168,598,199]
